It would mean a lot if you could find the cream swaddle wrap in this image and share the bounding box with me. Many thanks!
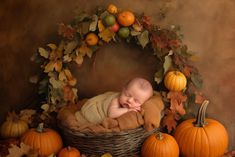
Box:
[75,92,119,125]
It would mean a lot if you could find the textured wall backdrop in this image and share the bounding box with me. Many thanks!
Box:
[0,0,234,149]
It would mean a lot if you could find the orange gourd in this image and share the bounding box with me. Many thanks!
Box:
[58,146,80,157]
[174,100,228,157]
[164,71,187,92]
[21,123,63,156]
[0,112,29,138]
[141,132,179,157]
[117,11,135,26]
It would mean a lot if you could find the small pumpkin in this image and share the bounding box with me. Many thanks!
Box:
[141,132,179,157]
[58,146,80,157]
[21,123,63,156]
[164,70,187,92]
[174,100,228,157]
[0,112,29,138]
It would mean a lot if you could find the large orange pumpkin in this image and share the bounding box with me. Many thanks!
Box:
[141,132,179,157]
[21,123,63,156]
[164,70,187,92]
[58,146,80,157]
[117,11,135,26]
[0,112,29,138]
[174,100,229,157]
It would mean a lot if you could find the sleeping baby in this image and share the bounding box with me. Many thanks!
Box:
[75,77,153,125]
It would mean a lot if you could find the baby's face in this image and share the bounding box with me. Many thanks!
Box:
[119,79,153,109]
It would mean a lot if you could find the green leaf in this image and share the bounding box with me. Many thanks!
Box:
[154,68,164,84]
[77,22,90,35]
[89,15,98,31]
[163,55,172,74]
[49,77,63,89]
[137,30,149,48]
[64,41,78,54]
[38,47,49,59]
[191,72,203,89]
[131,30,141,36]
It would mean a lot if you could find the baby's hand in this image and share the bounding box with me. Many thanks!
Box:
[128,107,141,112]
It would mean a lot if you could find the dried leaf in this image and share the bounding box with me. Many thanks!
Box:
[59,71,67,81]
[54,60,62,72]
[64,41,78,54]
[182,66,192,77]
[44,61,55,73]
[74,54,84,65]
[38,47,49,59]
[98,20,105,32]
[7,143,31,157]
[195,92,205,104]
[131,30,141,36]
[162,109,178,133]
[137,30,149,48]
[78,45,92,57]
[163,54,172,74]
[47,43,57,50]
[167,91,187,115]
[98,28,115,43]
[49,77,63,89]
[141,15,151,28]
[89,15,98,31]
[29,75,39,84]
[41,104,49,112]
[58,23,76,40]
[68,77,77,86]
[63,54,72,62]
[19,109,36,124]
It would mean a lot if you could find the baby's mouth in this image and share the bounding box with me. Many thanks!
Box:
[122,103,129,108]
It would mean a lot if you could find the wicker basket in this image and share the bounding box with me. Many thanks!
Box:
[58,122,157,157]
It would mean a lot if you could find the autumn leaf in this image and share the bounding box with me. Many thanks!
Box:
[38,47,49,59]
[49,77,64,89]
[74,54,84,65]
[98,28,115,43]
[154,68,164,84]
[137,30,149,48]
[63,54,73,62]
[58,23,76,40]
[41,104,50,112]
[162,109,178,133]
[19,109,36,124]
[89,15,98,31]
[182,66,192,77]
[98,20,105,32]
[54,60,62,72]
[168,39,180,48]
[191,72,203,89]
[47,43,57,50]
[7,143,31,157]
[195,91,205,104]
[64,41,78,54]
[163,53,173,74]
[78,45,93,57]
[151,35,168,49]
[64,69,77,86]
[141,15,151,28]
[44,61,55,73]
[167,91,187,116]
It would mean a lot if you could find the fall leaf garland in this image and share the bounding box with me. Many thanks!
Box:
[30,5,205,132]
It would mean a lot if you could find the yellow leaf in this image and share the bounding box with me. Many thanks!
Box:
[7,143,31,157]
[41,103,49,112]
[64,69,73,79]
[74,54,84,65]
[98,20,105,32]
[59,70,67,81]
[63,54,72,62]
[47,43,57,50]
[44,61,55,73]
[78,45,92,56]
[38,47,49,58]
[64,41,78,54]
[54,60,62,72]
[49,77,63,89]
[98,28,115,43]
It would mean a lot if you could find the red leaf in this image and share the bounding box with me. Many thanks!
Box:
[182,66,193,77]
[151,35,168,49]
[167,91,187,116]
[168,39,180,48]
[141,15,151,28]
[58,23,76,40]
[162,109,178,133]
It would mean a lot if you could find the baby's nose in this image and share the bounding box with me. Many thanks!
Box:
[127,97,134,103]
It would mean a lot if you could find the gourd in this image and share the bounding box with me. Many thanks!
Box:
[58,146,80,157]
[21,123,63,156]
[141,132,179,157]
[174,100,228,157]
[164,71,187,92]
[0,112,28,138]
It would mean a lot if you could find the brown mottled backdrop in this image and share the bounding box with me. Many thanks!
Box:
[0,0,234,149]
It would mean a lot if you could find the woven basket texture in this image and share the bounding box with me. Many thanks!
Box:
[58,123,157,157]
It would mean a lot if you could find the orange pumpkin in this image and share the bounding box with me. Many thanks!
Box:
[174,100,228,157]
[117,11,135,26]
[141,132,179,157]
[58,146,80,157]
[0,112,29,138]
[21,123,63,156]
[164,70,187,92]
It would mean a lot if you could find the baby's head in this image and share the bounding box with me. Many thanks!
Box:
[119,77,153,109]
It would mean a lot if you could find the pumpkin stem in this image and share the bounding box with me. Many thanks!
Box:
[194,100,209,127]
[67,146,71,151]
[36,123,44,133]
[156,132,163,140]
